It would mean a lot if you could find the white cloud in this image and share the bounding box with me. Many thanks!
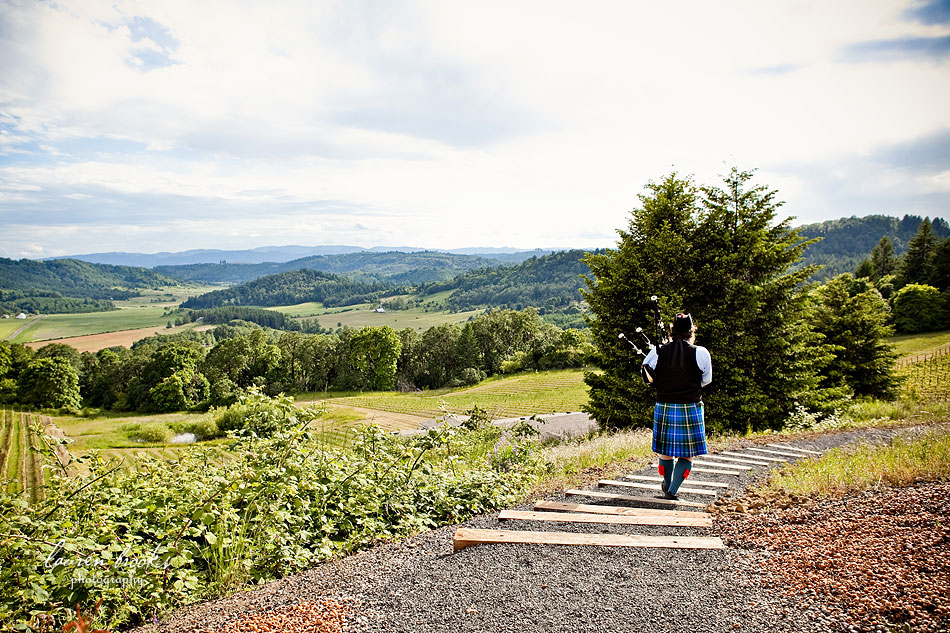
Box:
[0,0,948,257]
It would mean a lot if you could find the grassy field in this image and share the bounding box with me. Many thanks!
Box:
[0,409,47,501]
[4,285,222,345]
[24,324,215,353]
[762,427,950,496]
[269,300,483,332]
[268,290,481,332]
[0,318,26,339]
[890,329,950,361]
[319,369,589,420]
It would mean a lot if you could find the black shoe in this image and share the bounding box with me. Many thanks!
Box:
[661,480,669,494]
[664,490,678,500]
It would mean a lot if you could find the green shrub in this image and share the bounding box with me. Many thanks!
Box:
[188,417,220,440]
[0,391,545,629]
[130,421,171,443]
[892,283,945,333]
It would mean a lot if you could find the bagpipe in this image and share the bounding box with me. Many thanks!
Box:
[618,295,671,384]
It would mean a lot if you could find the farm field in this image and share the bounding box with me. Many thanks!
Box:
[269,298,484,332]
[0,318,27,339]
[24,323,214,353]
[9,306,173,343]
[0,409,47,501]
[319,368,590,420]
[5,285,221,345]
[890,329,950,361]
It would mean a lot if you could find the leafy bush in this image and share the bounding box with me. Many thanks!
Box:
[783,404,852,432]
[129,421,172,443]
[0,392,546,629]
[449,367,485,387]
[892,283,945,333]
[188,417,220,441]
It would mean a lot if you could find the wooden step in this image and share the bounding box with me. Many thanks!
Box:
[598,479,717,497]
[767,443,821,456]
[454,528,724,552]
[721,450,786,463]
[745,447,807,459]
[499,509,712,527]
[653,463,742,476]
[702,454,770,467]
[564,489,708,509]
[682,460,750,472]
[623,474,730,488]
[534,499,707,517]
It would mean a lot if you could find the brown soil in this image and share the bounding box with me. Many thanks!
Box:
[716,482,950,632]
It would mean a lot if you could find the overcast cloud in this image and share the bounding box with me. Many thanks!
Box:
[1,0,948,258]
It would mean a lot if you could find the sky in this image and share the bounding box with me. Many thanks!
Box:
[1,0,949,259]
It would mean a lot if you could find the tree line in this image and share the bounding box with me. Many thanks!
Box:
[797,214,950,281]
[0,308,593,412]
[180,268,400,309]
[850,218,950,333]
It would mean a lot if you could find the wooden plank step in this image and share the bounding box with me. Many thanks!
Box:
[689,460,752,471]
[499,509,712,527]
[453,528,724,552]
[653,463,742,476]
[534,499,707,518]
[564,489,708,509]
[721,450,787,463]
[767,443,821,456]
[598,479,717,497]
[623,474,730,488]
[702,454,770,467]
[745,447,807,459]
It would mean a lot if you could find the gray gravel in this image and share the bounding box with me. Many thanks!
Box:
[131,423,927,633]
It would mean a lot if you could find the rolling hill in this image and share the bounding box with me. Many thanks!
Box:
[155,251,510,285]
[0,257,178,299]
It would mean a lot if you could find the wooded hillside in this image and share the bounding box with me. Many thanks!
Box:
[422,249,593,313]
[0,257,177,305]
[797,214,950,280]
[156,251,503,285]
[180,269,397,309]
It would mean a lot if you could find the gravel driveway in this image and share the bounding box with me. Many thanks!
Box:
[133,425,923,633]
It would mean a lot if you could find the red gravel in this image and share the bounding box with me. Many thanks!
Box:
[202,598,350,633]
[717,482,950,632]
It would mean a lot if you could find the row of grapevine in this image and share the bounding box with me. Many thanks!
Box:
[0,408,47,502]
[896,346,950,401]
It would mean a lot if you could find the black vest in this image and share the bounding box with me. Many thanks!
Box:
[654,340,703,404]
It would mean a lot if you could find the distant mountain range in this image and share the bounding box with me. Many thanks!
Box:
[47,245,562,268]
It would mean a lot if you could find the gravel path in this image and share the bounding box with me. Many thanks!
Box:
[132,423,934,633]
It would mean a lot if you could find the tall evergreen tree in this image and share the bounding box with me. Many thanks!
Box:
[869,236,897,282]
[929,238,950,291]
[811,275,899,399]
[898,219,937,287]
[583,169,843,433]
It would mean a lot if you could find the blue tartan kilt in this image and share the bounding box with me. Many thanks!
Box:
[652,402,708,458]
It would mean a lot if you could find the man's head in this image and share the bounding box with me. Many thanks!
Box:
[671,313,694,340]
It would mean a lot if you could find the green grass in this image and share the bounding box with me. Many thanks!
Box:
[325,369,589,419]
[539,427,655,491]
[10,305,172,342]
[267,296,483,332]
[889,329,950,362]
[0,318,25,339]
[4,284,221,343]
[762,428,950,496]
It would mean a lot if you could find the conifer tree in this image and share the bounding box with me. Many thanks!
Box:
[583,169,844,433]
[811,274,898,399]
[869,236,897,282]
[898,219,937,287]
